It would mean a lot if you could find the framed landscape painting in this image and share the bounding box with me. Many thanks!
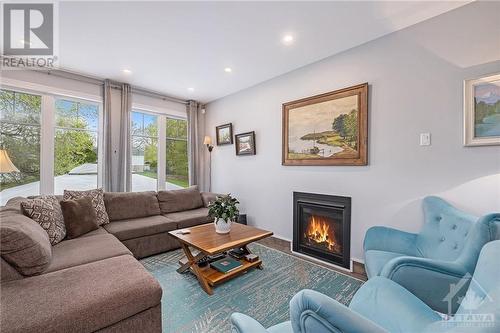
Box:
[235,131,256,155]
[464,73,500,146]
[282,83,368,166]
[216,123,233,145]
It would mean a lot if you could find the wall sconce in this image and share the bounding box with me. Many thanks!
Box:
[203,136,213,152]
[203,136,213,192]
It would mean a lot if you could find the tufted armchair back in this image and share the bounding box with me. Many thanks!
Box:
[416,196,496,274]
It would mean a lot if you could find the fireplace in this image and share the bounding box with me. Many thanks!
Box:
[293,192,351,269]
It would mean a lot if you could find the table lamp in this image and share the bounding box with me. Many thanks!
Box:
[0,149,20,174]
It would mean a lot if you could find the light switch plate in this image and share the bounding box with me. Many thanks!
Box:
[420,133,431,146]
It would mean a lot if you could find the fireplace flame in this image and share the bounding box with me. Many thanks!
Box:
[305,215,337,251]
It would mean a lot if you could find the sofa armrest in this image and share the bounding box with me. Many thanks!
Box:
[230,313,270,333]
[363,226,418,256]
[200,192,222,207]
[290,289,387,333]
[380,256,468,313]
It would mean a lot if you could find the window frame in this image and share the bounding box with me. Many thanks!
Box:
[131,104,187,191]
[0,80,103,196]
[53,96,103,192]
[130,108,161,191]
[0,88,43,195]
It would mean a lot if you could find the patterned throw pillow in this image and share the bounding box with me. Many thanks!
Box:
[21,195,66,245]
[63,188,109,226]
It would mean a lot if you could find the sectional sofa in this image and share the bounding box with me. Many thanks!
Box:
[0,186,217,333]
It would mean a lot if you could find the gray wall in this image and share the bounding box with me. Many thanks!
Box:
[205,2,500,262]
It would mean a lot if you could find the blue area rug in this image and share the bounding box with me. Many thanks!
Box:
[141,243,363,333]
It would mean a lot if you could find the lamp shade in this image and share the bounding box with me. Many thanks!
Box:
[203,136,212,145]
[0,149,20,173]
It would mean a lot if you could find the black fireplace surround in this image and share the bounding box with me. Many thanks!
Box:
[293,192,351,269]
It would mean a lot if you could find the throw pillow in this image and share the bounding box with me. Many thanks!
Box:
[63,188,109,226]
[60,197,99,239]
[0,207,52,276]
[20,195,66,245]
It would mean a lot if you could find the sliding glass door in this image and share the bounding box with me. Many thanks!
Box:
[54,98,100,194]
[129,110,188,191]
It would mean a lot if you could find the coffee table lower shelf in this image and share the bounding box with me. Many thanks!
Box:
[201,259,263,286]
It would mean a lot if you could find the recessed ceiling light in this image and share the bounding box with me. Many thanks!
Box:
[122,69,132,74]
[282,34,294,45]
[187,87,194,92]
[224,67,232,73]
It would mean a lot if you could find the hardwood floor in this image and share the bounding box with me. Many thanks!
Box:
[257,236,367,281]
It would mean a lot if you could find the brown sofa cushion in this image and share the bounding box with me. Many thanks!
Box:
[157,185,204,214]
[104,191,161,221]
[0,255,162,333]
[20,196,66,245]
[163,207,212,229]
[61,197,99,239]
[0,208,52,276]
[200,192,220,207]
[64,188,110,226]
[103,215,177,241]
[46,234,131,273]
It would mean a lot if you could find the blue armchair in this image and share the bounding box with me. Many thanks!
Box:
[363,196,499,313]
[230,241,500,333]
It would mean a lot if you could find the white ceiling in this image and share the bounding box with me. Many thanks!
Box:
[58,1,470,103]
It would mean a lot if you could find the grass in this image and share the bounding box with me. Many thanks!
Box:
[137,171,189,188]
[0,176,40,191]
[166,176,189,188]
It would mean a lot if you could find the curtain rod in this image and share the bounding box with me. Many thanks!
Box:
[45,69,189,105]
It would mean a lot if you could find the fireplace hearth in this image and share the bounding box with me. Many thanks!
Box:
[293,192,351,269]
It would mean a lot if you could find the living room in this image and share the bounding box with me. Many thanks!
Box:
[1,1,499,333]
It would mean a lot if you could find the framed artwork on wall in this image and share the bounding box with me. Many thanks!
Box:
[216,123,233,145]
[464,73,500,146]
[282,83,368,166]
[235,131,256,156]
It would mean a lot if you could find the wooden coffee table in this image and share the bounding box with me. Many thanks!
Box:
[169,223,273,295]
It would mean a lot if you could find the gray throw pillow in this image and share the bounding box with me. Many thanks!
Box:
[60,197,99,239]
[63,188,109,226]
[21,195,66,245]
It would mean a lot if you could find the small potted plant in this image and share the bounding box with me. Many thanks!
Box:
[208,194,239,234]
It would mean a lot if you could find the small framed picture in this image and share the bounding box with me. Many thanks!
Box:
[464,73,500,146]
[216,123,233,145]
[235,131,256,156]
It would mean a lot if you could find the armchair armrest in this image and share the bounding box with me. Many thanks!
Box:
[230,313,269,333]
[290,289,387,333]
[363,226,418,256]
[381,256,469,280]
[380,256,469,313]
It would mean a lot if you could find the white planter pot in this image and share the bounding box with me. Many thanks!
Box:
[214,218,232,234]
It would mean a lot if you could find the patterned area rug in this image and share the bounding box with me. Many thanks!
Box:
[141,243,363,333]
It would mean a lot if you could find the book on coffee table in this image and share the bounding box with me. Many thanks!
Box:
[210,256,242,274]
